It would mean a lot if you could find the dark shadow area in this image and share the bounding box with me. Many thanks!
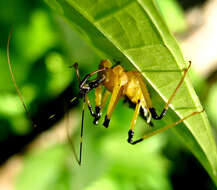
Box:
[0,82,78,165]
[166,149,216,190]
[178,0,206,10]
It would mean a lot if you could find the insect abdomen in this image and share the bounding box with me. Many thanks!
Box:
[124,71,144,104]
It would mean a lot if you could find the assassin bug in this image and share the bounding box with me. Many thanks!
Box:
[6,33,204,165]
[72,59,204,165]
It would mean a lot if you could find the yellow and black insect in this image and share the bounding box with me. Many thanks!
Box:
[6,33,203,166]
[72,59,204,165]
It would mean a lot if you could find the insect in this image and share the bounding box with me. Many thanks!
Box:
[72,59,204,165]
[6,32,204,165]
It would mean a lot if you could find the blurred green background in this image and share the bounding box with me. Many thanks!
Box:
[0,0,217,189]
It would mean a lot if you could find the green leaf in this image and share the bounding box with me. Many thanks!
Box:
[45,0,217,183]
[155,0,187,33]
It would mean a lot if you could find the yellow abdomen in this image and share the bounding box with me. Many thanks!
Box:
[102,66,151,108]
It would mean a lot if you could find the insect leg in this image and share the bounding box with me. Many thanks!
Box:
[149,62,192,120]
[93,85,103,124]
[127,100,141,144]
[72,62,106,96]
[85,95,95,117]
[65,105,80,165]
[130,109,204,144]
[101,90,110,110]
[79,68,107,90]
[93,90,111,124]
[140,106,154,127]
[78,96,86,165]
[83,76,106,117]
[103,84,122,128]
[74,68,105,118]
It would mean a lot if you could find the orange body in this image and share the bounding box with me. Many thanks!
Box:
[97,60,153,122]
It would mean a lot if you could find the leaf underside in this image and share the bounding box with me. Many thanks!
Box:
[46,0,217,182]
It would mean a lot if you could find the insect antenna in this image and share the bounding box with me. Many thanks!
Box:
[7,32,36,128]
